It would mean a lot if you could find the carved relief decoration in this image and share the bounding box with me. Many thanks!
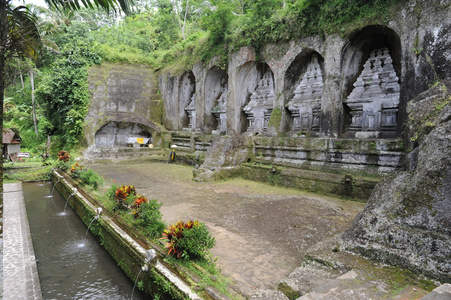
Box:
[345,48,400,135]
[212,87,228,134]
[184,93,197,131]
[287,54,323,132]
[244,71,275,133]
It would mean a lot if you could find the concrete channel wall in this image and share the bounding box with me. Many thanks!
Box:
[50,170,201,300]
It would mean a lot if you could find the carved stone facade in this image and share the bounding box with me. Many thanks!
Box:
[344,48,400,137]
[243,71,275,133]
[212,88,228,135]
[184,94,197,131]
[287,54,323,133]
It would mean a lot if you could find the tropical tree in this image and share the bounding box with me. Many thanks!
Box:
[0,1,41,195]
[0,0,132,195]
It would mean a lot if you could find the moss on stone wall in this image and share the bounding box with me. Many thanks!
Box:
[267,107,282,133]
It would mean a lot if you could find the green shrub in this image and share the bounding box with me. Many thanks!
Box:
[136,199,166,238]
[79,168,103,190]
[162,220,215,260]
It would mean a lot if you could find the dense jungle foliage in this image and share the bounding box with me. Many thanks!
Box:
[4,0,405,156]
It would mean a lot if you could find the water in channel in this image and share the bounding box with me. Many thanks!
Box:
[23,182,147,300]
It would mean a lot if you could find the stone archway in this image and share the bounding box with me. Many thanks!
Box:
[241,63,275,135]
[204,67,228,134]
[92,111,161,148]
[95,122,152,148]
[284,50,325,135]
[178,71,196,130]
[340,25,402,138]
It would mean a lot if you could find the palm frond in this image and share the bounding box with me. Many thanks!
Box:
[45,0,134,15]
[5,5,42,61]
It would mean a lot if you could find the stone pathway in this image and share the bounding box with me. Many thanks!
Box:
[2,183,42,300]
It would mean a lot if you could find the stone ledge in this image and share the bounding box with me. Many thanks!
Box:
[52,171,201,299]
[3,183,43,300]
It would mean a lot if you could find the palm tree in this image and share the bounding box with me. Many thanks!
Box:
[0,0,132,196]
[0,1,41,196]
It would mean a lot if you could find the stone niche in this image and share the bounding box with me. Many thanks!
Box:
[212,87,228,135]
[243,69,275,134]
[340,26,402,138]
[344,48,400,138]
[179,71,196,130]
[95,122,152,148]
[204,67,228,134]
[286,53,324,134]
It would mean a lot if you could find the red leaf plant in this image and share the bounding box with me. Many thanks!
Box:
[133,195,148,208]
[114,185,136,205]
[57,150,70,162]
[161,220,200,258]
[70,162,84,173]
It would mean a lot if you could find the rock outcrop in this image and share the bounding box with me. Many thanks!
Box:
[342,80,451,281]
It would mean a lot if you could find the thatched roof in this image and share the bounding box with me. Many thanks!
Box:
[3,128,21,144]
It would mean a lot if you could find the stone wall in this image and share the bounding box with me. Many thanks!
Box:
[84,63,163,159]
[155,0,451,183]
[158,0,451,139]
[341,80,451,281]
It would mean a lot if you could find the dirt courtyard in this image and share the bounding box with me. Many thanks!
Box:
[89,161,365,297]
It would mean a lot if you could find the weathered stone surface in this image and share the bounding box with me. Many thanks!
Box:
[184,93,197,131]
[84,63,162,158]
[344,48,400,136]
[251,290,289,300]
[193,136,249,181]
[341,81,451,281]
[287,54,323,133]
[244,70,275,134]
[421,284,451,300]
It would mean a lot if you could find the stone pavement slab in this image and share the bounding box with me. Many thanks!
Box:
[3,183,42,300]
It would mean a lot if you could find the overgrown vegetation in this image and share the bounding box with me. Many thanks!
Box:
[3,0,407,160]
[103,183,167,239]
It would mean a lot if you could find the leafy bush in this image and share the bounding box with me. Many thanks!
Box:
[134,199,166,238]
[105,183,165,238]
[78,168,103,190]
[106,183,118,200]
[56,150,71,171]
[114,185,136,209]
[162,220,215,260]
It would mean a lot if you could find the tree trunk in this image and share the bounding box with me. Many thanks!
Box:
[0,0,8,199]
[20,73,24,89]
[30,69,38,136]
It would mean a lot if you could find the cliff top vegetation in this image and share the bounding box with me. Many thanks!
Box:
[4,0,407,156]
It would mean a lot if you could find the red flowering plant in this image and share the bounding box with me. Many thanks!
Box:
[129,194,148,219]
[161,220,215,260]
[112,185,135,210]
[57,150,70,162]
[56,150,71,170]
[69,162,85,178]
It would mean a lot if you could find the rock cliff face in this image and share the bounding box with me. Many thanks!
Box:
[83,63,163,158]
[342,80,451,281]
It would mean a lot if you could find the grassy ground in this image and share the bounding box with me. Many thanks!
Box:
[3,158,55,182]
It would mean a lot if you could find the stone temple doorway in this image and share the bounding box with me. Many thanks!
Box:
[95,122,152,148]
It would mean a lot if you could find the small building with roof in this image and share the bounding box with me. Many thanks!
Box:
[3,128,22,161]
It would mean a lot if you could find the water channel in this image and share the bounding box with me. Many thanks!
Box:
[23,182,147,299]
